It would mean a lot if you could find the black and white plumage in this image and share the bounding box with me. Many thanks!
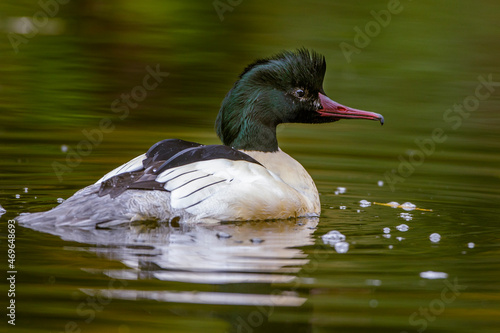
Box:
[17,49,383,227]
[18,139,320,227]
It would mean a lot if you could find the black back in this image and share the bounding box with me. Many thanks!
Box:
[98,139,262,198]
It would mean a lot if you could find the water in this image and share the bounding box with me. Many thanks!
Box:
[1,0,500,332]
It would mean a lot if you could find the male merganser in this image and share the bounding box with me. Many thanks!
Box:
[17,49,383,227]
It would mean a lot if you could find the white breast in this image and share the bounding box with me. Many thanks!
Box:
[242,148,320,214]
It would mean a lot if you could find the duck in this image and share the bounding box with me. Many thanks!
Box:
[17,49,383,228]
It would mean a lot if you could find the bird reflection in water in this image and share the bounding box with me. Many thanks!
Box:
[29,217,319,309]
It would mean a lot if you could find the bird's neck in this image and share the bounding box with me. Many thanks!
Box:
[216,93,280,152]
[229,121,278,152]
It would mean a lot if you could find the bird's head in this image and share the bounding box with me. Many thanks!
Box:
[216,49,384,151]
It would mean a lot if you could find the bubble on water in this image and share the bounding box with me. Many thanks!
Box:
[396,224,409,232]
[383,227,391,234]
[396,237,405,241]
[61,144,68,153]
[15,194,20,199]
[467,242,475,249]
[357,209,360,213]
[336,187,346,194]
[369,299,379,308]
[366,279,382,286]
[401,202,417,211]
[57,198,65,203]
[339,206,346,210]
[429,233,441,243]
[23,187,29,193]
[377,180,384,187]
[383,234,391,238]
[388,245,393,249]
[322,230,346,245]
[0,205,6,216]
[420,271,448,279]
[359,200,371,208]
[387,201,400,208]
[334,241,349,254]
[400,212,413,221]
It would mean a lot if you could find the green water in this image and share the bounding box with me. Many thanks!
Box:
[1,0,499,332]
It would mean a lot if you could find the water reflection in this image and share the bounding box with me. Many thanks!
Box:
[24,218,318,307]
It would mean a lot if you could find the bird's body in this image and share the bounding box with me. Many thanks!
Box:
[17,49,383,227]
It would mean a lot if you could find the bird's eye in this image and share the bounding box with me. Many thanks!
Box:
[294,89,305,98]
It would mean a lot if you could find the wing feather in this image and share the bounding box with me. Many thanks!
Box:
[96,140,262,200]
[96,154,147,184]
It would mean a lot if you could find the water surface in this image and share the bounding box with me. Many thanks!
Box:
[1,1,499,332]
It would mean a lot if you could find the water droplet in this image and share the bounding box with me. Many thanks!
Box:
[383,227,391,234]
[61,144,68,153]
[467,242,475,249]
[401,202,417,211]
[388,245,393,249]
[15,194,20,199]
[387,201,399,208]
[339,205,346,210]
[359,199,371,208]
[396,224,409,232]
[420,271,448,279]
[57,198,64,203]
[369,299,379,308]
[429,233,441,243]
[152,168,157,173]
[23,187,28,193]
[336,187,346,194]
[377,180,384,187]
[396,237,405,241]
[383,234,391,238]
[400,212,412,221]
[366,279,382,286]
[322,230,346,245]
[334,241,349,254]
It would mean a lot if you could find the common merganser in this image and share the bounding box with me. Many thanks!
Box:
[17,49,383,227]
